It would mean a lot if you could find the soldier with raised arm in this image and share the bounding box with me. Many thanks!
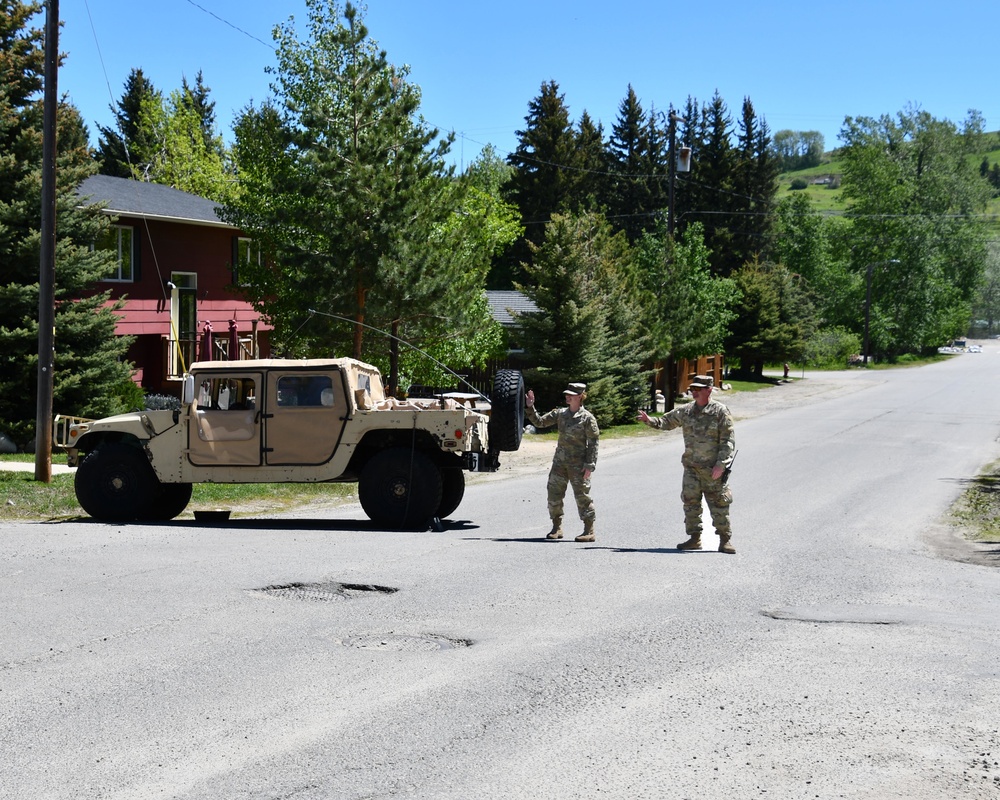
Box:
[638,375,737,554]
[525,382,600,543]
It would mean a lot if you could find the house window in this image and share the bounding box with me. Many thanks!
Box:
[96,225,134,282]
[234,237,261,286]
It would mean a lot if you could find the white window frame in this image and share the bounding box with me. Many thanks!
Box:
[98,224,135,282]
[235,237,262,286]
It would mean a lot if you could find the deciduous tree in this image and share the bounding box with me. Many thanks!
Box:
[839,108,991,357]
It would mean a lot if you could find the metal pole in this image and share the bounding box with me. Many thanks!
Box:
[35,0,58,483]
[667,115,677,236]
[863,262,872,366]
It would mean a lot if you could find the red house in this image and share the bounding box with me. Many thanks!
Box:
[76,175,272,395]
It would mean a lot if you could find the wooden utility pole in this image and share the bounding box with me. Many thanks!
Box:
[34,0,58,482]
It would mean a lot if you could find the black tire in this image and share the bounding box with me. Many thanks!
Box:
[437,468,465,519]
[143,482,193,521]
[489,368,525,452]
[359,447,443,528]
[75,443,158,522]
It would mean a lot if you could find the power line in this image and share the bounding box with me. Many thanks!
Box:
[182,0,273,49]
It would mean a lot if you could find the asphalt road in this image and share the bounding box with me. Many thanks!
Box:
[2,348,1000,799]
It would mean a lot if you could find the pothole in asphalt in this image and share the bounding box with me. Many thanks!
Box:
[251,581,398,603]
[336,633,472,651]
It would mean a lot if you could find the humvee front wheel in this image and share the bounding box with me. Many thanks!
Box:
[75,443,158,521]
[143,482,193,521]
[359,447,443,528]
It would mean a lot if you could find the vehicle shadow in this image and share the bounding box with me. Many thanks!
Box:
[60,517,481,534]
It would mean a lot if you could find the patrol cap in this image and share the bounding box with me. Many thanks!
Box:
[563,382,587,396]
[688,375,714,389]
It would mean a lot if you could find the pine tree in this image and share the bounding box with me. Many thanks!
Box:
[695,92,737,276]
[606,85,652,243]
[181,70,220,155]
[500,80,577,286]
[0,1,137,446]
[95,68,161,178]
[731,98,780,268]
[514,212,647,426]
[568,110,607,214]
[224,0,487,394]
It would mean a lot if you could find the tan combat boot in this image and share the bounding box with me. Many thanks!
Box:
[575,519,595,542]
[718,533,736,554]
[546,517,564,540]
[676,534,702,551]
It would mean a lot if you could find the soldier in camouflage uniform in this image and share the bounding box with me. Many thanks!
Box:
[637,375,737,554]
[525,382,600,542]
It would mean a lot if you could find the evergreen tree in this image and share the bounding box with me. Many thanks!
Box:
[181,70,220,155]
[606,85,651,242]
[731,98,780,267]
[568,110,607,214]
[500,80,577,286]
[695,92,738,276]
[95,68,160,178]
[725,260,816,377]
[223,0,487,394]
[0,1,137,446]
[514,212,647,426]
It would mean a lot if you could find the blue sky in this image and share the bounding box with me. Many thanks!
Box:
[56,0,1000,170]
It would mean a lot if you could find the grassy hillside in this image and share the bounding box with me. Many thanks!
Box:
[776,139,1000,228]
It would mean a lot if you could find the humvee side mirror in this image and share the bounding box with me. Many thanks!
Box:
[182,374,195,405]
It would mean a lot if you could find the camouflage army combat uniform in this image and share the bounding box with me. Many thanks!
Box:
[644,375,736,553]
[526,382,600,542]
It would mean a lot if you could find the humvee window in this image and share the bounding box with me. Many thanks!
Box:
[197,377,256,410]
[277,375,333,407]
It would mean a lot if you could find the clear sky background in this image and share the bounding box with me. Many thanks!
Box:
[55,0,1000,170]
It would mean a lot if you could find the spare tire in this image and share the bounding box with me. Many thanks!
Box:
[489,369,525,452]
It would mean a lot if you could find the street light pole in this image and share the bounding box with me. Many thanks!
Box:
[863,259,900,366]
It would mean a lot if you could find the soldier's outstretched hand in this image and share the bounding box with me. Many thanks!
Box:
[526,389,535,408]
[637,409,650,424]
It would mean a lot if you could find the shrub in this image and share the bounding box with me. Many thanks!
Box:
[789,178,808,191]
[805,326,861,367]
[144,393,181,411]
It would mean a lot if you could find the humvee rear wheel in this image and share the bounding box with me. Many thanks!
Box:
[359,448,443,528]
[489,369,525,452]
[143,482,193,521]
[437,468,465,519]
[75,443,158,521]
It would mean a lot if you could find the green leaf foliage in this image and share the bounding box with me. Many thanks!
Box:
[634,222,740,361]
[839,108,991,358]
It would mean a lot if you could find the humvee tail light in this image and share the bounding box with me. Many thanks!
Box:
[454,429,463,439]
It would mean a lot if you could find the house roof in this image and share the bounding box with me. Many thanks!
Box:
[485,290,538,327]
[77,174,235,229]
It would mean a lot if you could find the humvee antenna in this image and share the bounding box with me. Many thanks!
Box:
[307,309,488,400]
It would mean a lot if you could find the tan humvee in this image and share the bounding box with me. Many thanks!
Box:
[68,358,524,527]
